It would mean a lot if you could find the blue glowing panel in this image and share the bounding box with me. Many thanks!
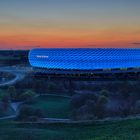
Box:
[28,48,140,70]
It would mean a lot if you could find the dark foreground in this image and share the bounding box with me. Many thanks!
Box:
[0,119,140,140]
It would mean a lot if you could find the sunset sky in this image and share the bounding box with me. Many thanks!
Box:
[0,0,140,49]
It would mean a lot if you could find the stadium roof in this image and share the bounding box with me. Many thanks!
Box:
[29,48,140,71]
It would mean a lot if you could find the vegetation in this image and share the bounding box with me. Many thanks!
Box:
[0,72,15,84]
[0,50,29,66]
[0,89,7,99]
[19,90,36,101]
[71,92,109,120]
[0,95,15,117]
[0,119,139,140]
[17,105,44,121]
[0,87,37,118]
[0,105,15,117]
[7,86,17,100]
[99,89,109,97]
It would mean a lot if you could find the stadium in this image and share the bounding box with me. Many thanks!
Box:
[29,48,140,80]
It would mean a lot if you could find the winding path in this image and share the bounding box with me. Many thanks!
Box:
[0,66,32,87]
[0,102,22,120]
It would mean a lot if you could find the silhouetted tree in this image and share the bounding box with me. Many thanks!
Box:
[1,95,11,111]
[95,95,108,118]
[99,89,109,97]
[19,90,36,101]
[7,86,17,100]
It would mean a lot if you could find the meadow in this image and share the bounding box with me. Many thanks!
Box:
[27,95,70,118]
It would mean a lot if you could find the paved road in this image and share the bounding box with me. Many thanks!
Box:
[42,118,70,122]
[0,114,17,120]
[0,66,32,87]
[0,102,23,120]
[0,101,70,122]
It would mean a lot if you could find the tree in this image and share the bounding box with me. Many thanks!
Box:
[17,105,34,121]
[99,89,109,97]
[85,99,96,114]
[71,93,98,109]
[17,105,44,121]
[98,95,108,105]
[95,95,108,119]
[47,82,56,91]
[19,90,36,101]
[1,95,11,111]
[133,100,140,114]
[119,81,134,99]
[34,108,44,118]
[7,86,17,100]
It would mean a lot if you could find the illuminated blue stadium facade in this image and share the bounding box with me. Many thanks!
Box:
[29,48,140,70]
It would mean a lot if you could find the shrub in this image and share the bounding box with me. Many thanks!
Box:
[71,93,98,109]
[71,99,96,120]
[7,86,17,100]
[119,82,134,99]
[1,95,11,111]
[19,90,36,101]
[17,105,34,120]
[133,100,140,114]
[47,82,56,91]
[95,95,108,119]
[17,105,44,121]
[85,99,96,114]
[34,108,44,118]
[99,89,109,97]
[97,95,108,105]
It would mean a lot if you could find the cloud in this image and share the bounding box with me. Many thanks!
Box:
[131,42,140,45]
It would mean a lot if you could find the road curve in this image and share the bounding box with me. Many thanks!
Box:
[0,66,32,87]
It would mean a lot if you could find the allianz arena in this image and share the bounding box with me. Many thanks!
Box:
[29,48,140,71]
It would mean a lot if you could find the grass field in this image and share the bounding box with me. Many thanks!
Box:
[0,94,140,140]
[0,119,140,140]
[27,95,70,118]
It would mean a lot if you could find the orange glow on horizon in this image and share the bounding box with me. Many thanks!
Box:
[0,31,140,49]
[0,1,140,49]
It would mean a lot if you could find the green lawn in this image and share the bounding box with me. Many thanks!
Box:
[0,94,140,140]
[27,95,70,118]
[0,119,140,140]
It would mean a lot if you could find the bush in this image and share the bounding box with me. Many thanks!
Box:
[95,95,108,119]
[47,82,56,91]
[71,99,96,120]
[85,100,96,114]
[72,104,95,120]
[19,90,36,101]
[7,86,17,100]
[17,105,44,121]
[71,93,98,109]
[0,102,5,114]
[17,105,34,121]
[1,95,11,111]
[97,95,108,105]
[119,82,134,99]
[34,108,44,118]
[99,89,109,97]
[133,100,140,114]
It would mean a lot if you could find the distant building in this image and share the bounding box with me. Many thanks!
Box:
[29,48,140,71]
